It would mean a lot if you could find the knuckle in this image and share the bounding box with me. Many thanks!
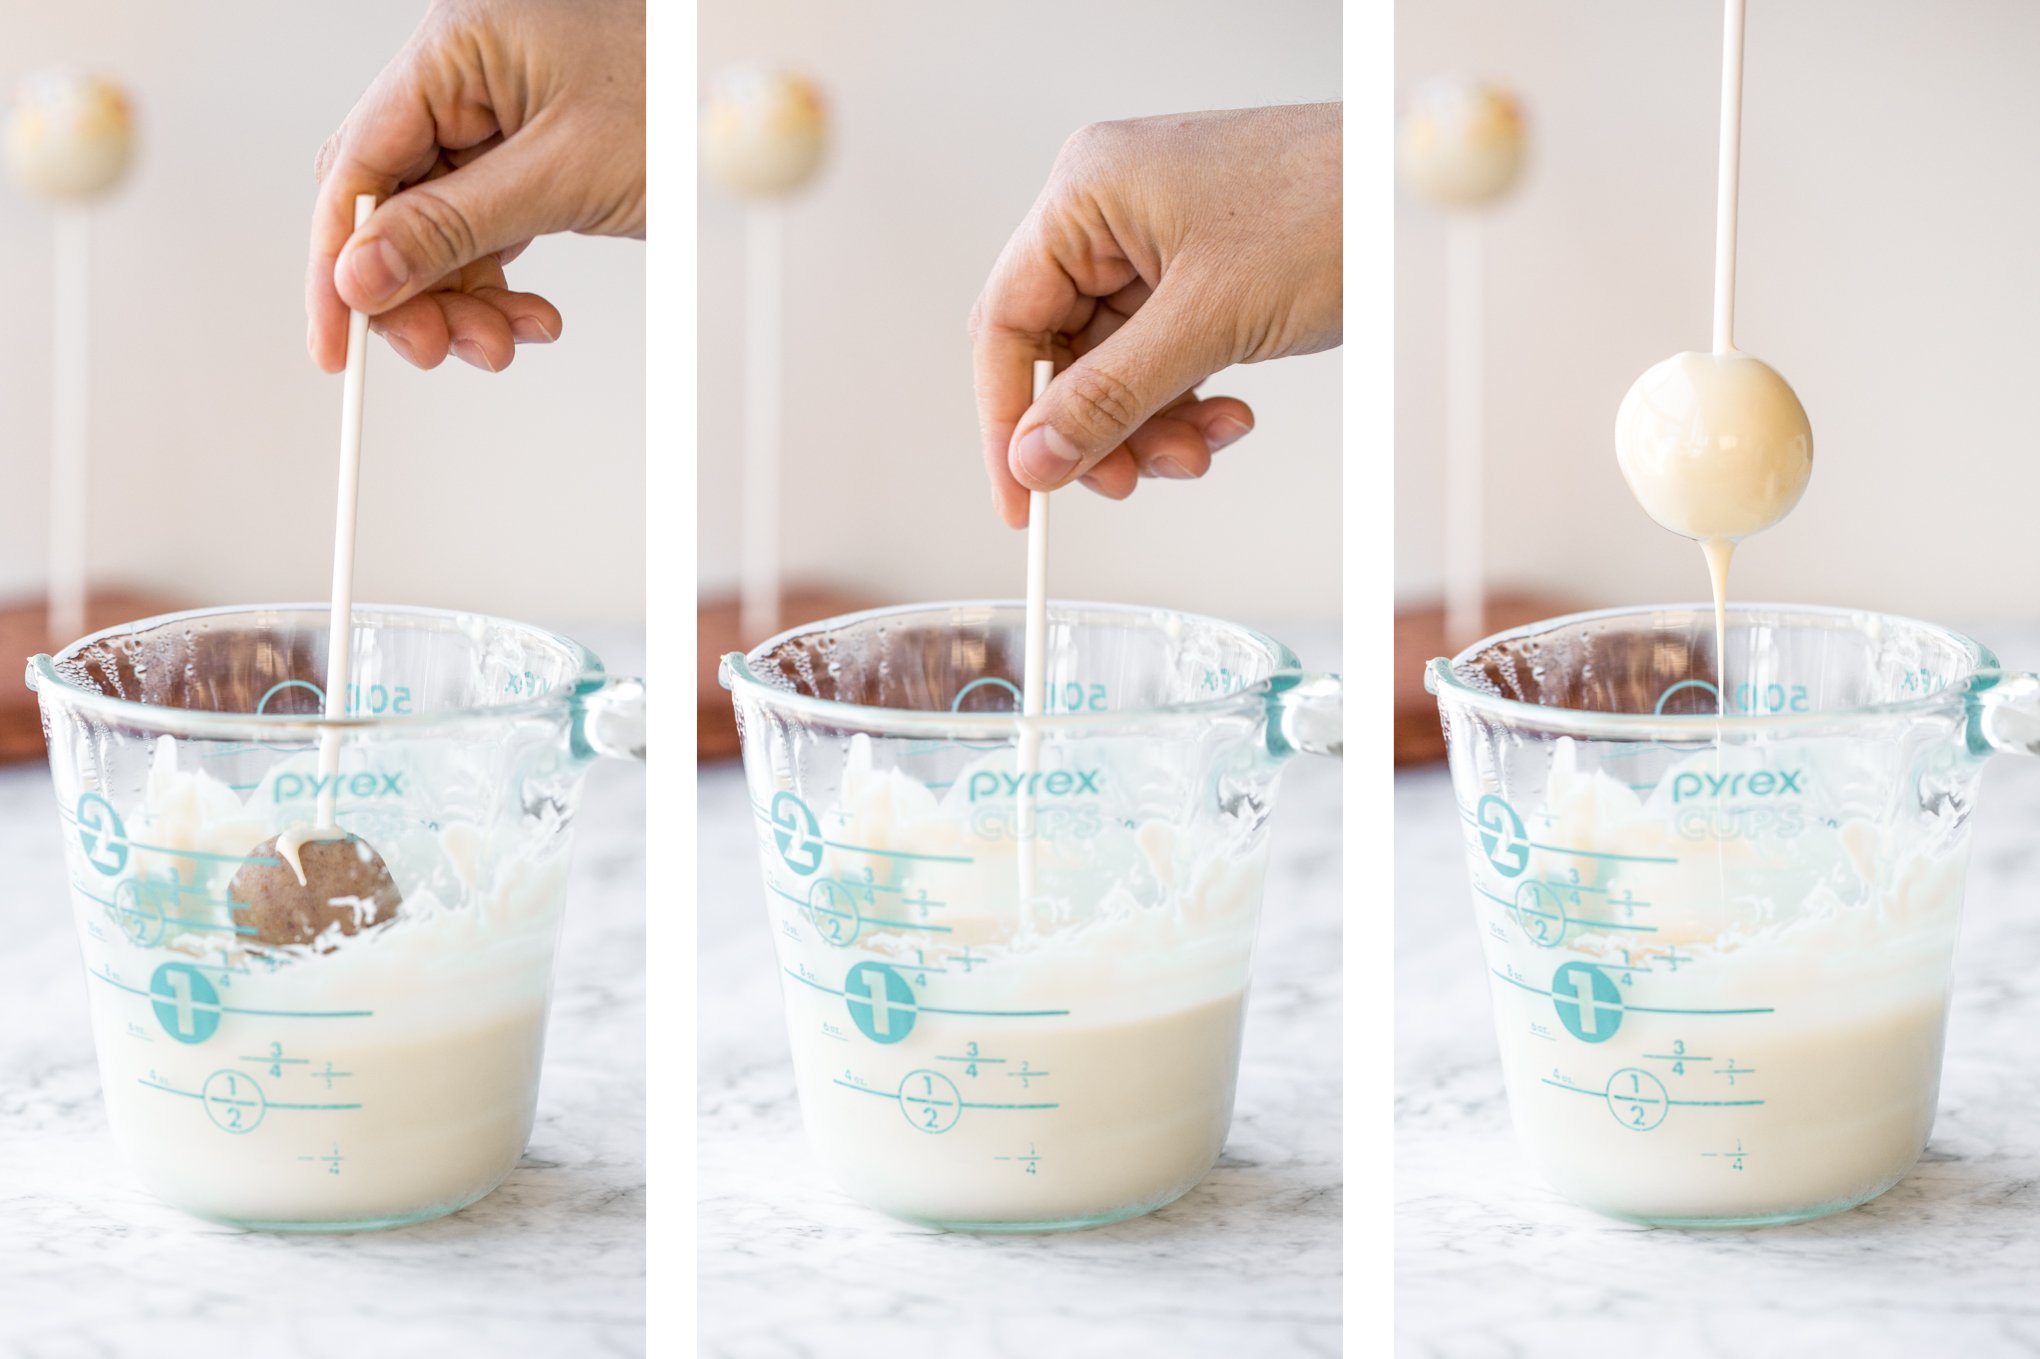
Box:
[1054,119,1123,174]
[403,185,481,270]
[312,136,339,185]
[1057,365,1144,445]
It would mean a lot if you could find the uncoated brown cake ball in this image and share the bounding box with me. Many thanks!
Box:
[230,834,402,948]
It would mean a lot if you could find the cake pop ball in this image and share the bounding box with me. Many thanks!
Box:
[1615,351,1812,544]
[700,67,827,198]
[1398,79,1525,209]
[3,70,133,203]
[229,833,402,951]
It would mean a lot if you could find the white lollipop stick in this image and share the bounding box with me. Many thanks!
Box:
[1017,359,1053,916]
[47,209,89,643]
[316,193,376,833]
[1442,214,1485,648]
[739,201,783,639]
[1022,360,1052,724]
[1713,0,1746,355]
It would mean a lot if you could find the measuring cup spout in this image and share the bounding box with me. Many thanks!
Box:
[1263,672,1343,759]
[570,673,646,761]
[1966,671,2040,758]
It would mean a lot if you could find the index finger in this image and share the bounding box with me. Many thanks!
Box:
[305,75,442,372]
[970,214,1078,528]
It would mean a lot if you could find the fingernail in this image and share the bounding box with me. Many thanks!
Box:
[511,316,557,344]
[1014,425,1083,487]
[345,237,410,306]
[1208,415,1253,452]
[1151,457,1197,480]
[451,339,497,373]
[385,332,418,366]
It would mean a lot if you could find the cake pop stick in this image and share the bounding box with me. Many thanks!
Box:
[48,209,88,643]
[1713,0,1746,356]
[3,71,136,643]
[740,199,783,640]
[314,193,377,835]
[701,68,828,640]
[231,194,403,950]
[1443,214,1484,648]
[1397,79,1526,648]
[1614,0,1813,706]
[1022,361,1053,726]
[1018,359,1053,916]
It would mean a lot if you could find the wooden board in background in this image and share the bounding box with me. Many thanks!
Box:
[1394,594,1574,767]
[0,590,188,764]
[698,587,879,763]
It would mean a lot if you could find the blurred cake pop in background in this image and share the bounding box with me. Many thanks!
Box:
[1397,78,1523,210]
[700,66,827,198]
[3,69,134,202]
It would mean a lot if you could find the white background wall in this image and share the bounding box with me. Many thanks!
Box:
[698,0,1344,641]
[1398,0,2040,628]
[0,2,645,632]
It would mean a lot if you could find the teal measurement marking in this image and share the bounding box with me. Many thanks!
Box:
[1476,884,1657,935]
[832,1078,1057,1111]
[1493,969,1773,1017]
[138,1077,362,1111]
[1528,842,1677,865]
[937,1055,1006,1064]
[823,839,971,864]
[784,968,1068,1018]
[241,1054,309,1066]
[74,882,257,936]
[1539,1078,1762,1108]
[1455,805,1677,865]
[91,967,373,1020]
[766,881,953,934]
[1558,883,1651,904]
[55,803,282,865]
[1643,1052,1713,1062]
[747,799,976,864]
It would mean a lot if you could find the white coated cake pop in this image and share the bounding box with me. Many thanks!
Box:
[4,70,134,203]
[701,67,827,198]
[1614,351,1811,545]
[1398,79,1524,210]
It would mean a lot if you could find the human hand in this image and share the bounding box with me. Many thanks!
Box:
[970,102,1342,527]
[305,0,645,374]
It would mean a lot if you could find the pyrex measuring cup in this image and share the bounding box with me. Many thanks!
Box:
[29,604,644,1231]
[1425,602,2040,1227]
[722,600,1340,1231]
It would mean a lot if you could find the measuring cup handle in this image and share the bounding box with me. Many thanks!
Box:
[1969,671,2040,757]
[1264,672,1343,759]
[571,673,646,761]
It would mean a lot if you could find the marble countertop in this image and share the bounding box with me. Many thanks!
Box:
[1397,620,2040,1358]
[696,623,1344,1357]
[0,626,646,1358]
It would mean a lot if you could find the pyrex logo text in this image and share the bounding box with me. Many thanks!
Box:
[967,768,1101,801]
[274,771,406,803]
[1670,769,1803,802]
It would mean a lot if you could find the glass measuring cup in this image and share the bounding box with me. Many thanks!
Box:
[721,600,1340,1231]
[28,603,644,1231]
[1424,602,2040,1227]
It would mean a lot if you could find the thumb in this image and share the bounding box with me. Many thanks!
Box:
[333,137,570,315]
[1008,278,1227,492]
